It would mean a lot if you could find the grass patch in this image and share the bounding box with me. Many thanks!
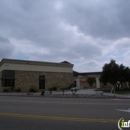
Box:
[95,88,111,93]
[96,88,130,94]
[102,90,111,93]
[115,90,130,94]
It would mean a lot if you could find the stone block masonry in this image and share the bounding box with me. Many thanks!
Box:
[15,71,73,92]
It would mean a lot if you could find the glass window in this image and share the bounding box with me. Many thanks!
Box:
[2,70,15,78]
[2,70,15,87]
[39,75,45,89]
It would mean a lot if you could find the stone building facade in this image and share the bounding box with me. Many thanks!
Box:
[15,71,73,92]
[0,59,73,92]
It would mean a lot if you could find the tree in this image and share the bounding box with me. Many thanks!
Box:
[87,77,96,87]
[100,59,130,90]
[61,87,66,95]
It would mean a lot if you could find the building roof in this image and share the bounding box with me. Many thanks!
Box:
[60,61,72,64]
[0,58,74,68]
[73,71,102,77]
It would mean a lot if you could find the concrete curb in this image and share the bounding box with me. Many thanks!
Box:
[0,93,130,99]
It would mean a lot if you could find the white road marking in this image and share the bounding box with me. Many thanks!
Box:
[117,108,130,113]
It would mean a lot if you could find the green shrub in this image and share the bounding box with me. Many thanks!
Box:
[66,83,75,90]
[29,88,38,92]
[52,86,57,91]
[87,77,96,87]
[41,90,45,95]
[122,87,130,91]
[61,87,66,95]
[15,87,21,92]
[48,87,53,94]
[3,89,9,92]
[29,85,38,92]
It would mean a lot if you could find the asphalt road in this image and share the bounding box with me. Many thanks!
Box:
[0,96,130,130]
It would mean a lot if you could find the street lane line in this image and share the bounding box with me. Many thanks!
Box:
[0,112,118,123]
[0,99,129,106]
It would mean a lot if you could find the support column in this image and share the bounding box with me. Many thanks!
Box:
[76,78,80,89]
[126,82,129,88]
[96,77,100,88]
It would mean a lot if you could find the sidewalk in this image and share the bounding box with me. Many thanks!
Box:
[54,89,130,98]
[0,89,130,99]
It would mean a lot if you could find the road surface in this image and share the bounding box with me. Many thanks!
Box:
[0,96,130,130]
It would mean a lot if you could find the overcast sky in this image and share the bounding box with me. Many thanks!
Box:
[0,0,130,72]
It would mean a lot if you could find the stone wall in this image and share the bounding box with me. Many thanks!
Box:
[15,71,73,92]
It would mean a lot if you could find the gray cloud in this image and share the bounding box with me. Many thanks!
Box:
[60,0,130,39]
[0,36,14,59]
[0,0,130,72]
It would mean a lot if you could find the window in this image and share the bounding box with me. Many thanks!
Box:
[2,70,15,87]
[39,75,45,89]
